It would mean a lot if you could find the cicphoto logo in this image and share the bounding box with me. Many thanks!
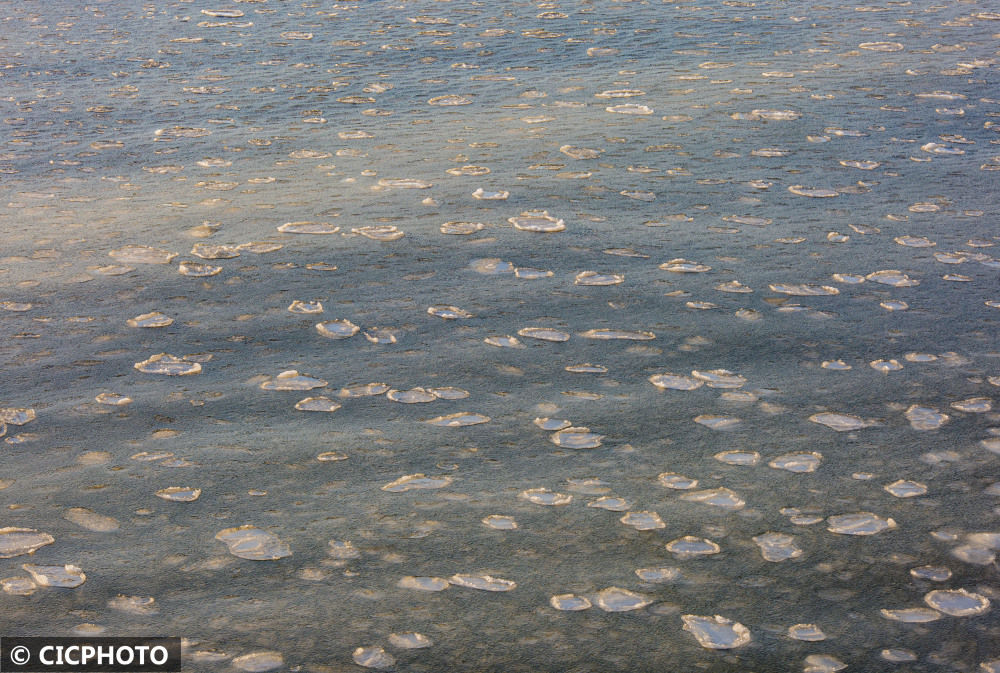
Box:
[1,638,181,672]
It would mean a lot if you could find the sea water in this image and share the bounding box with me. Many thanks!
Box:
[1,0,999,670]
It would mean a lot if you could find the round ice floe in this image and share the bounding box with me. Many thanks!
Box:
[924,589,990,616]
[579,329,654,340]
[905,405,948,430]
[21,564,86,588]
[666,536,721,559]
[910,565,951,581]
[259,370,326,390]
[594,587,652,612]
[387,388,436,403]
[715,450,759,466]
[441,221,485,235]
[658,473,698,490]
[449,574,516,591]
[156,487,201,502]
[95,393,132,406]
[388,632,433,649]
[587,496,632,511]
[215,526,291,560]
[276,221,340,234]
[550,427,603,449]
[338,382,389,397]
[509,211,565,232]
[620,511,665,530]
[788,185,838,198]
[769,283,839,296]
[880,607,941,622]
[752,533,802,562]
[809,412,867,431]
[316,320,359,339]
[232,652,284,673]
[826,512,896,535]
[482,515,517,530]
[787,623,825,641]
[520,488,572,506]
[294,397,342,412]
[693,415,741,430]
[424,412,490,427]
[866,270,919,287]
[660,258,711,273]
[381,474,452,492]
[681,615,751,649]
[566,363,607,373]
[288,300,323,314]
[484,335,524,348]
[951,397,992,413]
[769,452,822,473]
[352,647,394,669]
[803,654,846,673]
[427,305,473,319]
[574,271,624,286]
[883,479,927,497]
[109,245,177,264]
[353,225,404,241]
[649,373,703,390]
[691,369,746,388]
[518,327,570,342]
[679,487,745,510]
[127,311,173,328]
[134,354,201,376]
[397,576,449,592]
[550,594,591,611]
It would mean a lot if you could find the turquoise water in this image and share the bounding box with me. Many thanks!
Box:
[2,0,999,670]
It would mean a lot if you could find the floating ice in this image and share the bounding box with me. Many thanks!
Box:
[425,412,490,427]
[880,607,941,622]
[951,397,992,413]
[520,488,572,506]
[769,452,822,473]
[449,574,516,591]
[666,536,721,559]
[680,487,745,510]
[635,567,682,583]
[388,633,433,649]
[594,587,652,612]
[134,354,201,376]
[288,300,323,314]
[316,320,359,339]
[509,211,565,233]
[353,225,405,241]
[327,540,360,560]
[649,373,703,391]
[580,329,654,340]
[387,388,436,403]
[156,487,201,502]
[0,409,35,426]
[905,405,948,430]
[472,188,509,200]
[550,427,603,449]
[607,104,653,115]
[870,359,903,373]
[587,496,632,511]
[910,566,951,581]
[660,259,711,273]
[352,647,394,669]
[803,654,847,673]
[574,271,624,286]
[827,512,896,535]
[769,284,839,296]
[428,387,469,399]
[277,221,340,235]
[752,533,803,561]
[550,594,591,611]
[428,95,471,106]
[788,186,838,198]
[109,245,177,264]
[620,511,665,530]
[482,515,517,530]
[866,270,919,287]
[788,624,826,641]
[259,371,326,391]
[1,577,36,595]
[232,652,284,673]
[691,370,746,388]
[658,473,699,490]
[397,576,450,592]
[108,595,158,615]
[178,261,222,277]
[693,415,741,430]
[382,474,453,492]
[19,563,84,589]
[884,480,927,497]
[441,221,485,235]
[518,327,570,342]
[565,363,607,373]
[0,528,53,559]
[681,615,751,649]
[294,397,342,412]
[715,450,760,466]
[127,312,173,328]
[64,508,119,532]
[924,589,990,616]
[809,413,867,431]
[484,336,524,348]
[338,383,389,397]
[428,305,473,319]
[95,393,132,406]
[215,526,291,560]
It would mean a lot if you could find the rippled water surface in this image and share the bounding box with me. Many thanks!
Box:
[2,0,999,670]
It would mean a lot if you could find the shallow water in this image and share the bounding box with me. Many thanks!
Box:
[2,0,1000,670]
